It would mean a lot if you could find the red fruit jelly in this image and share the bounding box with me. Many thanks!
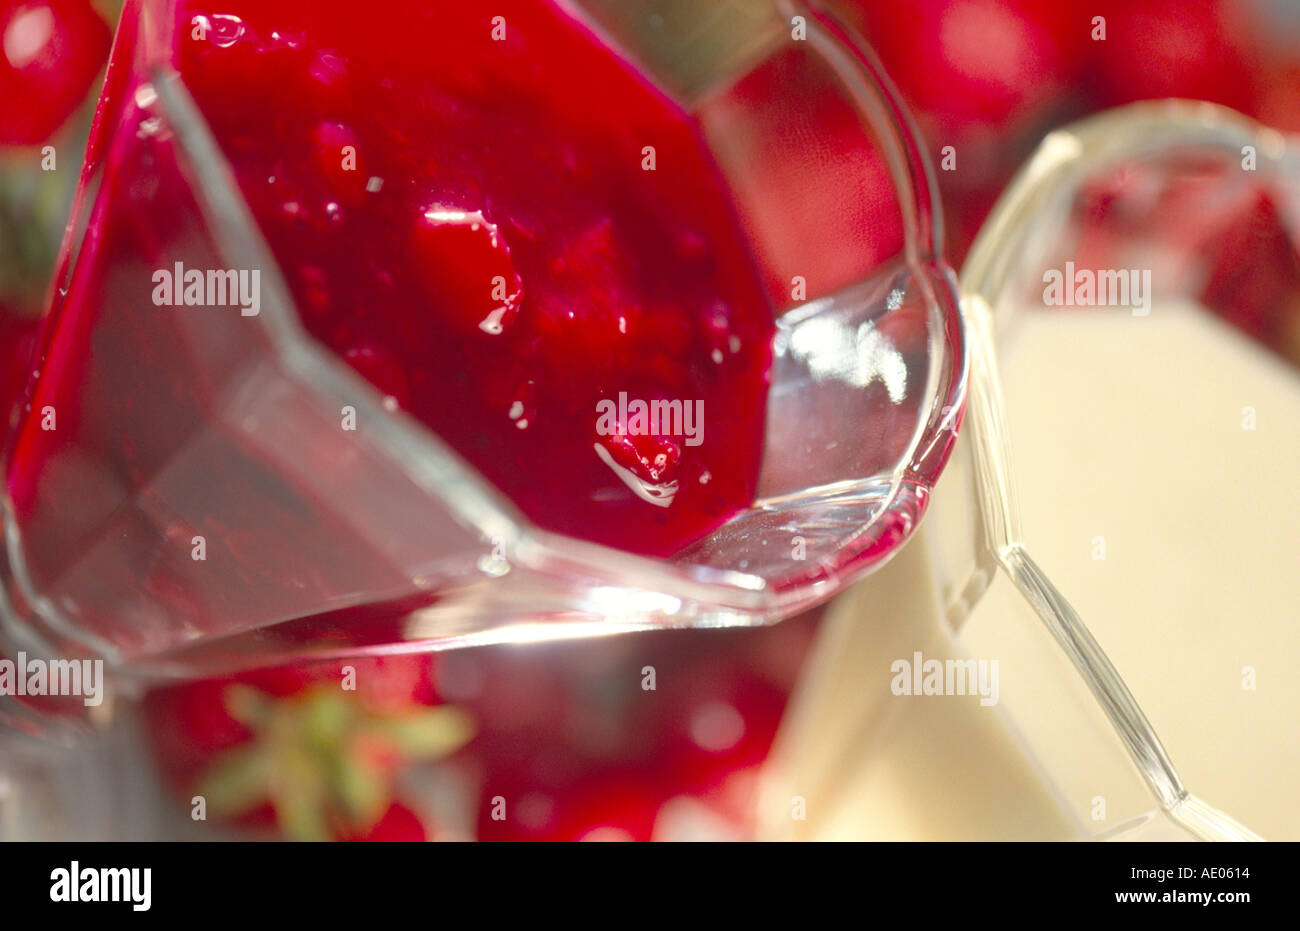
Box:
[172,0,775,557]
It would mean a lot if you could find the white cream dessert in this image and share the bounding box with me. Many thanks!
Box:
[762,301,1300,841]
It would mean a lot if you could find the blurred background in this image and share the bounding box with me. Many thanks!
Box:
[1,0,1298,840]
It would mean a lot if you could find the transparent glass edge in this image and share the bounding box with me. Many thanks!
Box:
[957,100,1286,842]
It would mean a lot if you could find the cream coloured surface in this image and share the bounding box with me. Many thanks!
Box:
[763,303,1300,840]
[995,303,1300,839]
[758,537,1084,840]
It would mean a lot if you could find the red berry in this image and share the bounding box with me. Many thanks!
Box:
[141,678,254,792]
[560,776,663,842]
[842,0,1091,248]
[1198,190,1300,347]
[709,43,906,304]
[1086,0,1257,112]
[143,655,441,788]
[1255,64,1300,134]
[0,0,111,145]
[851,0,1088,130]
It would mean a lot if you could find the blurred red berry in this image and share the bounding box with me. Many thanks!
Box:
[1256,64,1300,133]
[705,44,905,305]
[142,653,468,840]
[838,0,1091,265]
[848,0,1089,133]
[1198,190,1300,347]
[0,0,111,145]
[1084,0,1258,113]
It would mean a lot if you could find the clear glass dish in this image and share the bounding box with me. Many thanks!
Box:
[763,100,1295,841]
[0,0,965,687]
[2,0,1290,844]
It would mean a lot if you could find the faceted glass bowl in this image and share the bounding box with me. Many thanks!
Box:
[933,101,1290,841]
[0,0,965,676]
[760,100,1291,842]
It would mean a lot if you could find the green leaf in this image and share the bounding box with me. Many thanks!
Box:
[331,753,390,827]
[273,786,334,843]
[195,744,273,818]
[271,745,333,842]
[370,706,476,760]
[300,688,353,751]
[223,684,272,727]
